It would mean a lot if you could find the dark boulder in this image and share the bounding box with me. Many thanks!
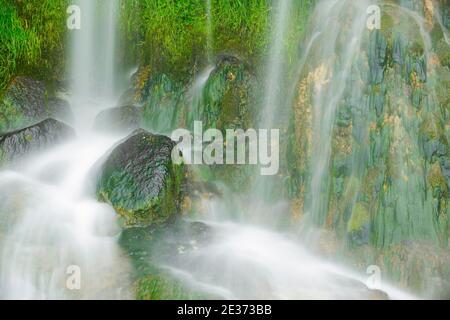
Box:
[93,105,142,133]
[47,97,74,124]
[0,118,76,165]
[0,77,72,133]
[96,129,185,227]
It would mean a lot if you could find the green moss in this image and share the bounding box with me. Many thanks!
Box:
[142,74,185,134]
[0,148,6,166]
[96,133,185,228]
[347,202,370,233]
[136,273,206,300]
[0,99,25,133]
[420,113,444,140]
[0,0,67,91]
[120,0,314,80]
[428,163,448,199]
[190,57,257,131]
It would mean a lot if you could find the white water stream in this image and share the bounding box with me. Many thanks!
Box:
[0,0,131,299]
[0,0,423,300]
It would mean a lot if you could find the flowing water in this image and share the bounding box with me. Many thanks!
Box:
[155,0,418,300]
[206,0,214,63]
[301,0,372,224]
[0,0,131,299]
[0,0,435,299]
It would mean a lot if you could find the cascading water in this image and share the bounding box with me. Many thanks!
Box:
[0,0,131,299]
[299,0,372,225]
[151,0,416,299]
[206,0,214,62]
[260,0,293,129]
[1,0,440,300]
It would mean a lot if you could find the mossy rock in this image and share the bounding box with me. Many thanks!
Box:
[347,202,371,246]
[0,118,75,165]
[136,274,204,300]
[0,77,71,133]
[93,105,142,133]
[188,54,258,131]
[188,55,259,192]
[96,129,185,228]
[419,113,449,161]
[119,220,214,300]
[141,74,185,134]
[119,67,185,134]
[348,202,370,232]
[428,162,448,199]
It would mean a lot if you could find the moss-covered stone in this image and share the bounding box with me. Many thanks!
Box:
[0,77,71,133]
[428,162,449,199]
[93,105,142,133]
[136,273,207,300]
[188,55,258,132]
[288,0,450,287]
[96,129,185,228]
[141,73,185,134]
[0,118,75,165]
[119,220,213,300]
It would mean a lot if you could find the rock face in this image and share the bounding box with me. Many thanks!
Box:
[117,66,185,134]
[287,1,450,293]
[0,77,72,133]
[0,118,75,165]
[119,220,212,299]
[116,56,260,192]
[47,97,74,124]
[188,55,259,191]
[93,105,142,133]
[188,54,258,131]
[96,129,185,227]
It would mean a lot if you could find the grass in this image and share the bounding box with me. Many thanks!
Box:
[1,0,317,91]
[120,0,271,80]
[0,0,67,93]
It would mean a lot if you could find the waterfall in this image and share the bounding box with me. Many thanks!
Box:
[0,0,131,299]
[251,0,294,202]
[260,0,293,129]
[297,0,372,224]
[70,0,95,101]
[206,0,213,62]
[154,0,416,299]
[1,0,436,300]
[98,0,119,97]
[70,0,119,129]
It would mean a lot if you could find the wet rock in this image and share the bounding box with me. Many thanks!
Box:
[119,219,214,299]
[368,289,389,300]
[189,54,258,131]
[419,114,449,162]
[0,118,75,165]
[96,129,185,227]
[93,105,142,133]
[368,31,387,84]
[47,97,74,124]
[0,77,72,133]
[118,66,184,134]
[347,202,371,246]
[428,162,448,199]
[141,74,185,134]
[190,55,259,192]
